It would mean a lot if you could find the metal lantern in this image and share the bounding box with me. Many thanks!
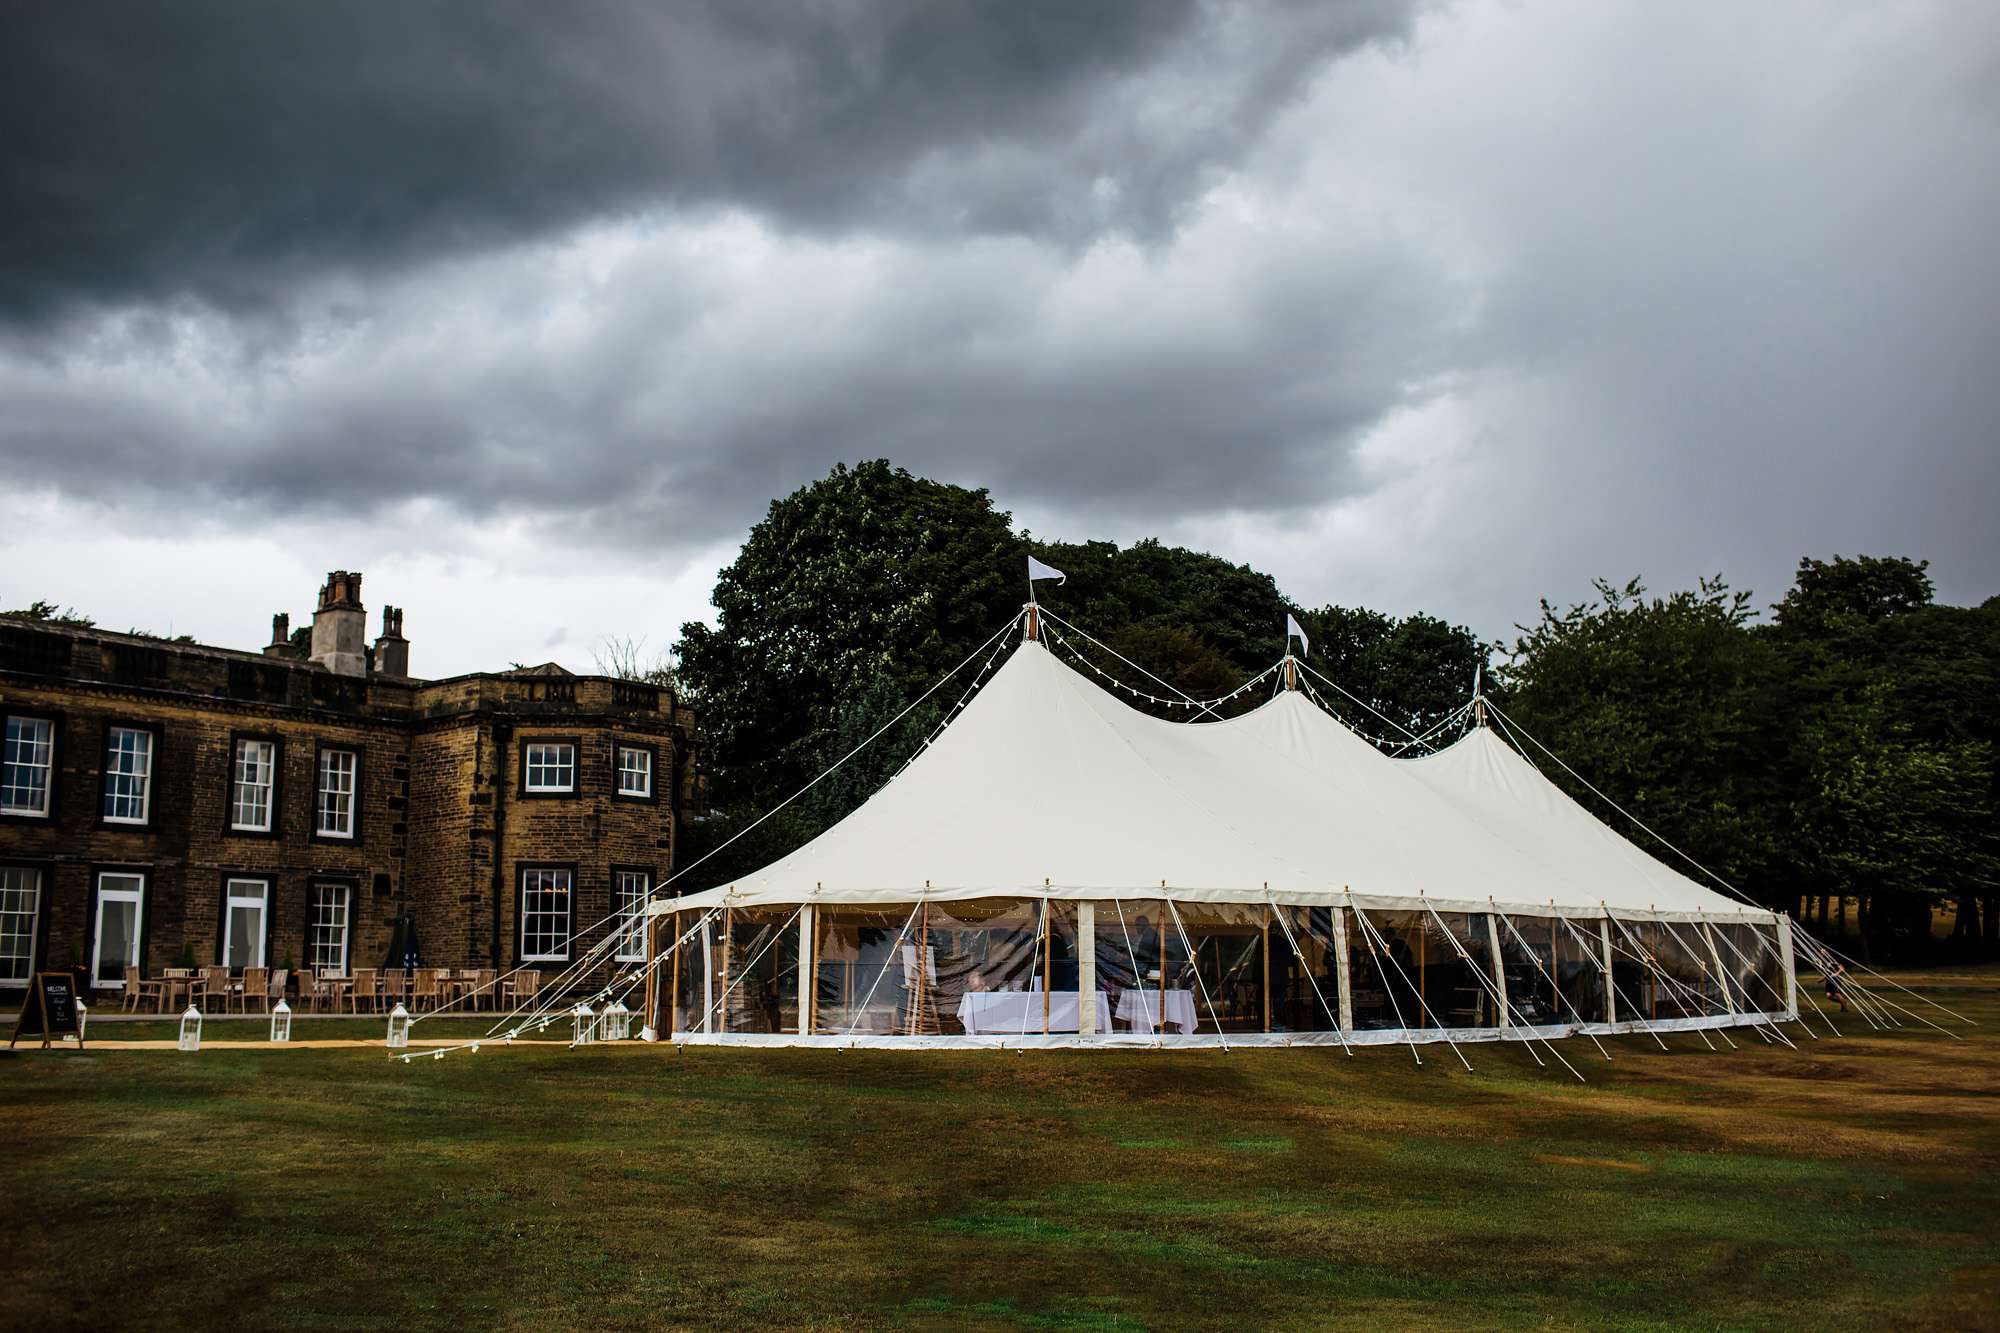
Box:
[74,999,88,1043]
[178,1004,203,1052]
[571,1002,598,1045]
[601,998,631,1041]
[386,1002,410,1049]
[270,998,292,1043]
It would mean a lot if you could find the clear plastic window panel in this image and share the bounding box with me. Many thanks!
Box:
[1713,922,1786,1015]
[520,868,572,960]
[1619,920,1727,1020]
[3,716,53,815]
[317,749,356,835]
[1162,902,1270,1034]
[231,740,274,829]
[811,899,1063,1036]
[1549,916,1611,1025]
[103,727,152,822]
[1270,906,1345,1033]
[0,866,41,983]
[309,884,350,973]
[713,907,802,1033]
[1092,899,1195,1035]
[1347,909,1503,1031]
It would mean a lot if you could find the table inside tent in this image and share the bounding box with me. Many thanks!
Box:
[1116,988,1197,1034]
[956,989,1113,1034]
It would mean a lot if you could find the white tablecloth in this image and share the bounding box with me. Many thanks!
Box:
[957,990,1114,1034]
[1117,988,1198,1034]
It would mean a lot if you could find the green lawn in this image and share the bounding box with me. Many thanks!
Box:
[4,975,1997,1331]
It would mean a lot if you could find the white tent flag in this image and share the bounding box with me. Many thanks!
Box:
[1027,555,1066,586]
[1285,612,1309,659]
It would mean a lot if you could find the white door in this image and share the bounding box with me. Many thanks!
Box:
[92,872,145,987]
[222,878,269,969]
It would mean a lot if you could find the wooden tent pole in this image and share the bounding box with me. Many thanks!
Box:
[1042,900,1052,1034]
[1262,906,1272,1032]
[718,905,732,1034]
[642,913,659,1038]
[914,902,929,1035]
[1418,924,1427,1025]
[667,910,681,1039]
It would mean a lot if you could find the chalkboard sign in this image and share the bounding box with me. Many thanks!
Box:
[10,971,85,1050]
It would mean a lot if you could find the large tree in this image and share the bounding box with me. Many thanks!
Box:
[1498,575,1791,905]
[1295,605,1490,746]
[675,461,1025,806]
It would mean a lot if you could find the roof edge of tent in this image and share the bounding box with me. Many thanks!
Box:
[649,883,1779,924]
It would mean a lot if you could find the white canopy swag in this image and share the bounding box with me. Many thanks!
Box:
[639,602,1800,1055]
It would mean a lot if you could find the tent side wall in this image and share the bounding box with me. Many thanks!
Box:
[649,893,1795,1048]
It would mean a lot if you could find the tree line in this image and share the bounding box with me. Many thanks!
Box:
[667,462,1998,963]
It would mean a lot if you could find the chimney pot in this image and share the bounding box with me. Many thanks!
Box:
[310,570,368,676]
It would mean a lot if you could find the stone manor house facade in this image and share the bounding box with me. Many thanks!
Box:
[0,572,697,997]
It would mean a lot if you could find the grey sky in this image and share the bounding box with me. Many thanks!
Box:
[3,1,1995,677]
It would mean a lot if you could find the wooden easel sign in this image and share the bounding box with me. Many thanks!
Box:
[9,972,84,1050]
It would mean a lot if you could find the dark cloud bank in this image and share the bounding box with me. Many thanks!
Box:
[2,1,1996,629]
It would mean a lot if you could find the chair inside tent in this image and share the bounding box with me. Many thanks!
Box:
[644,619,1795,1050]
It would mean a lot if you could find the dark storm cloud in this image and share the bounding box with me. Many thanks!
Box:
[0,0,1417,320]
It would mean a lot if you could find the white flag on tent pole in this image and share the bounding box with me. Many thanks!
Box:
[1285,612,1309,658]
[1027,555,1066,586]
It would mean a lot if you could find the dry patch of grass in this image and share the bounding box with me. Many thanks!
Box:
[3,972,1998,1330]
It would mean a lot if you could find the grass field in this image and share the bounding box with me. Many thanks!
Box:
[3,973,1997,1331]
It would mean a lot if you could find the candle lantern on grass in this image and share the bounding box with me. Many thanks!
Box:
[601,998,631,1041]
[386,1002,410,1050]
[178,1005,202,1052]
[571,1003,598,1045]
[270,998,292,1043]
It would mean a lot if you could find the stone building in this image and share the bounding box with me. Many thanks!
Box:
[0,572,697,998]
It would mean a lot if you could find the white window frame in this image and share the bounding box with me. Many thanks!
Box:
[102,725,154,825]
[230,738,277,832]
[2,714,55,818]
[222,876,270,969]
[315,748,358,839]
[0,865,43,986]
[519,867,573,962]
[613,868,650,962]
[616,746,653,799]
[308,881,351,975]
[523,742,576,794]
[91,871,146,989]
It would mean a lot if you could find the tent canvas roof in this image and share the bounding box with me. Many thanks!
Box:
[666,638,1764,921]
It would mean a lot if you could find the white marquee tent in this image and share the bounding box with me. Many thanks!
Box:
[643,618,1796,1050]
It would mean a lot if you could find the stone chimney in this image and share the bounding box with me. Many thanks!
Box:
[310,571,368,676]
[374,604,410,678]
[264,612,292,658]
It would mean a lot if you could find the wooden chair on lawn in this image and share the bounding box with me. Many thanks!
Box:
[307,968,339,1014]
[501,969,542,1011]
[348,967,379,1015]
[472,969,497,1013]
[121,966,165,1014]
[410,968,442,1013]
[265,969,288,1012]
[380,969,408,1013]
[199,966,232,1013]
[239,967,269,1014]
